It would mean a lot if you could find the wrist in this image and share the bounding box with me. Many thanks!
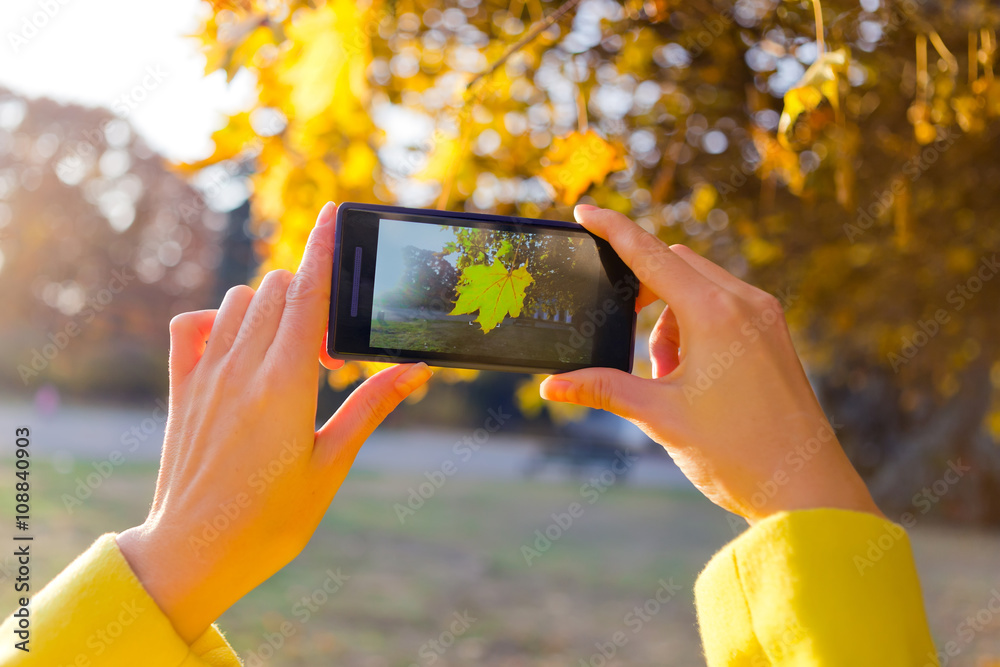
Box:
[117,524,215,644]
[745,476,885,525]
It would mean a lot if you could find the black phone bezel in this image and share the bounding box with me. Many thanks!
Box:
[328,202,637,374]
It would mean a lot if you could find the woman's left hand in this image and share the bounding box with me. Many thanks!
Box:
[117,202,432,642]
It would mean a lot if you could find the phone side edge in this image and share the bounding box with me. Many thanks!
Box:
[327,203,352,357]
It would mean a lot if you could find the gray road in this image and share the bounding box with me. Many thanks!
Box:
[0,398,692,489]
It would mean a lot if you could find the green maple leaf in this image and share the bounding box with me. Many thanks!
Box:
[450,259,534,332]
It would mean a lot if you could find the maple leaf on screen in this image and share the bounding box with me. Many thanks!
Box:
[449,260,534,332]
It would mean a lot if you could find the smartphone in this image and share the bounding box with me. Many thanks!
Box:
[328,202,638,374]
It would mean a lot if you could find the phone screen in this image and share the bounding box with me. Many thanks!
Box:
[370,217,601,364]
[331,204,637,373]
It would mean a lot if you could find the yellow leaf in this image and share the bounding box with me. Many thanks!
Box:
[752,128,805,194]
[778,48,849,148]
[913,120,937,145]
[191,13,267,78]
[435,367,481,383]
[415,133,462,183]
[516,376,546,418]
[691,183,717,221]
[279,2,368,124]
[742,236,782,266]
[227,24,276,82]
[250,145,293,221]
[516,375,589,423]
[359,361,394,377]
[327,363,361,390]
[950,94,985,134]
[540,130,628,205]
[339,141,378,190]
[176,111,257,173]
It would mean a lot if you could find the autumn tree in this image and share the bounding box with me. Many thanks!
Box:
[184,0,1000,522]
[0,89,223,397]
[377,246,459,309]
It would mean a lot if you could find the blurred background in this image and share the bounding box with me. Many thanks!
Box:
[2,0,1000,664]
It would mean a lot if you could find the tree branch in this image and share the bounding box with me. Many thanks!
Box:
[466,0,585,90]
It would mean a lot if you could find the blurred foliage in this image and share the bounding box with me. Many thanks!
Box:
[0,93,223,398]
[184,0,1000,519]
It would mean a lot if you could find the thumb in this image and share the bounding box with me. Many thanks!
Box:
[168,310,218,383]
[314,363,433,471]
[540,368,653,420]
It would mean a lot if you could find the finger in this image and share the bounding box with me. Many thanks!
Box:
[540,368,655,421]
[563,212,659,312]
[168,310,218,382]
[320,325,345,370]
[668,244,758,299]
[636,283,659,311]
[649,305,681,378]
[271,202,337,359]
[233,269,292,361]
[573,206,714,313]
[204,285,256,358]
[313,363,432,471]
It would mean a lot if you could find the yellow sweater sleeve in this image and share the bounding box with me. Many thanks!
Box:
[694,508,937,666]
[0,533,241,666]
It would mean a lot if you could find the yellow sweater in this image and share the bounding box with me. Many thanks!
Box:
[0,509,936,666]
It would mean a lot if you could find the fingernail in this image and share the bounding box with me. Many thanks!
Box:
[574,204,599,213]
[540,378,572,402]
[317,201,336,226]
[395,362,432,393]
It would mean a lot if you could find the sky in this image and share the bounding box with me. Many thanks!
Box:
[372,219,459,305]
[0,0,255,162]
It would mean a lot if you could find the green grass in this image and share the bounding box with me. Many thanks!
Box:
[370,319,592,363]
[3,460,999,666]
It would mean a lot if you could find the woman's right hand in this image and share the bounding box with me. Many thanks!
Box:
[541,205,882,524]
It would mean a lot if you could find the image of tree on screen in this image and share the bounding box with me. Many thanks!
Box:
[443,227,593,332]
[371,222,597,361]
